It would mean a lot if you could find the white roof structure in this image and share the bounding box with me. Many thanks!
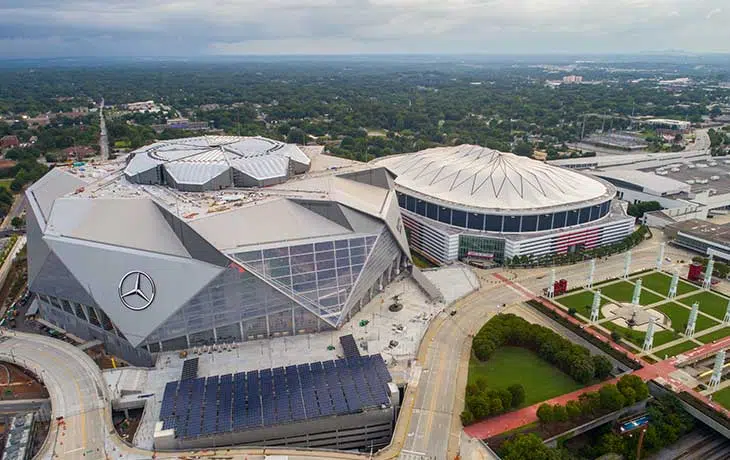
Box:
[124,136,310,190]
[591,169,691,196]
[376,145,614,213]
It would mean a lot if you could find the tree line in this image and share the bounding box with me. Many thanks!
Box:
[499,394,694,460]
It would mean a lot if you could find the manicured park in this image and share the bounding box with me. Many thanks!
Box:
[711,387,730,410]
[599,280,664,306]
[654,302,719,333]
[554,290,608,319]
[636,271,699,297]
[468,346,584,407]
[678,290,730,321]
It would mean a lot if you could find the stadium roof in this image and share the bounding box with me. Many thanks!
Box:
[376,145,614,213]
[124,136,311,189]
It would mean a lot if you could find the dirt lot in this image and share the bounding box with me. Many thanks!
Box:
[0,362,48,400]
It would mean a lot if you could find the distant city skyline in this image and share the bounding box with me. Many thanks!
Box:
[0,0,727,58]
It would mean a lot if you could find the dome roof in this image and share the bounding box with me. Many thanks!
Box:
[377,145,613,212]
[124,136,310,190]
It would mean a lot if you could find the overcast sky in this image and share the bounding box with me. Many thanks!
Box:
[0,0,727,58]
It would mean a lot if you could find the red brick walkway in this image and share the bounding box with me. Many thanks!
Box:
[464,274,730,440]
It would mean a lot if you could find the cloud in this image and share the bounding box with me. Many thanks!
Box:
[706,8,721,19]
[0,0,728,57]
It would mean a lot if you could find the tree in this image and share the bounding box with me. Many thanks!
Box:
[610,331,622,342]
[467,395,490,419]
[599,384,626,411]
[536,403,554,423]
[512,141,534,157]
[552,404,568,422]
[507,384,525,408]
[489,397,504,415]
[568,307,577,317]
[286,127,307,145]
[460,409,474,426]
[627,201,662,218]
[598,432,626,454]
[10,216,24,228]
[565,400,581,420]
[592,355,613,380]
[497,388,513,410]
[500,434,559,460]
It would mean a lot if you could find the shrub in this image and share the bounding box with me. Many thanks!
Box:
[507,384,525,407]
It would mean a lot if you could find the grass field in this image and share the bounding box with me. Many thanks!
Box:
[711,387,730,410]
[653,303,720,333]
[599,281,664,306]
[0,179,12,191]
[655,340,698,358]
[678,291,730,321]
[638,272,699,297]
[600,321,680,348]
[468,347,583,407]
[697,327,730,344]
[556,290,608,319]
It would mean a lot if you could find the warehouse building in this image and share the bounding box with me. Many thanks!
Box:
[375,145,634,264]
[26,136,411,366]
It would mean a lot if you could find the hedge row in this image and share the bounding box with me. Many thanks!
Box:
[526,299,643,371]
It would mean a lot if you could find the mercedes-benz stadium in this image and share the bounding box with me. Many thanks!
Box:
[26,136,411,366]
[375,145,634,264]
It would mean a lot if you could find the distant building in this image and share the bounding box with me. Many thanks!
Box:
[642,118,691,135]
[152,118,210,132]
[62,146,96,159]
[562,75,583,84]
[123,100,159,112]
[665,219,730,261]
[0,135,20,150]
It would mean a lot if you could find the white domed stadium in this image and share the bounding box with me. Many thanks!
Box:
[376,145,634,264]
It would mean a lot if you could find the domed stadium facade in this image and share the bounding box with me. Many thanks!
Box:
[25,137,411,366]
[376,145,634,264]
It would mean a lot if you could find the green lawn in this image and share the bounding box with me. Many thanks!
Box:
[600,321,680,348]
[653,302,720,333]
[638,272,699,297]
[556,290,608,319]
[599,280,665,306]
[697,327,730,344]
[0,179,12,191]
[711,387,730,410]
[468,347,584,407]
[678,291,730,321]
[655,340,699,358]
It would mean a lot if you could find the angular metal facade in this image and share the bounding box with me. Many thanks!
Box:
[26,168,409,366]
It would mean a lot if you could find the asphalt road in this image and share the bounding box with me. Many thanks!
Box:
[0,193,26,231]
[99,99,109,160]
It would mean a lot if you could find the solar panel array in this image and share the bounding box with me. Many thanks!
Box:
[180,358,199,381]
[339,334,361,359]
[159,354,392,440]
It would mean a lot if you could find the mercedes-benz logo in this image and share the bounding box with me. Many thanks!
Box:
[118,271,156,311]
